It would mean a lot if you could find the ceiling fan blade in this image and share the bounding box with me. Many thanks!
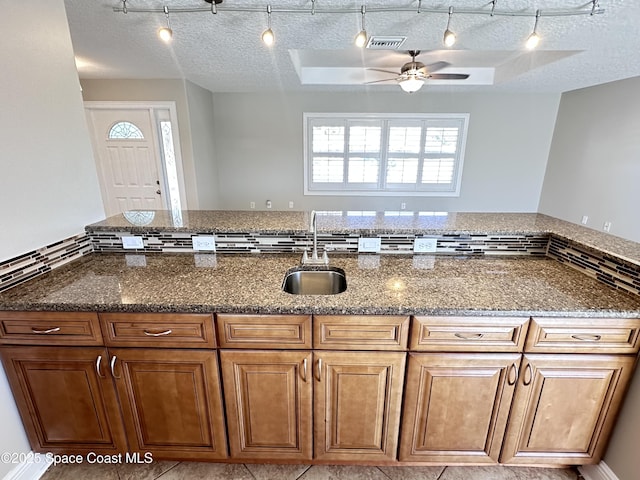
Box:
[429,73,470,80]
[367,68,401,75]
[364,78,398,84]
[424,61,450,73]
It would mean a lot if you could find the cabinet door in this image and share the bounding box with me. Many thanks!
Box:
[501,354,636,465]
[399,353,519,463]
[314,351,406,462]
[220,350,312,460]
[111,348,227,460]
[0,346,126,454]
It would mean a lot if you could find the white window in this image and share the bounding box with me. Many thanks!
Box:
[304,113,469,196]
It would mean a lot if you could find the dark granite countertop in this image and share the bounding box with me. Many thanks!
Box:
[1,252,639,317]
[87,211,640,266]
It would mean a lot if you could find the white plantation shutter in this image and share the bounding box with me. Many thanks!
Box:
[305,113,468,196]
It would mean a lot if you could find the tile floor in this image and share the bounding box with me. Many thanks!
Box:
[40,461,584,480]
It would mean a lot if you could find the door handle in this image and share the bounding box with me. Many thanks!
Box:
[31,327,61,334]
[110,356,121,379]
[316,358,322,381]
[302,358,308,382]
[96,355,105,378]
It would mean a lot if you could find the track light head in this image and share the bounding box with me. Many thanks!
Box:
[262,28,274,45]
[158,26,173,42]
[355,5,367,48]
[443,7,456,47]
[526,10,541,49]
[443,29,456,47]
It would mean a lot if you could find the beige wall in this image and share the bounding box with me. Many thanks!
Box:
[80,78,220,209]
[538,77,640,243]
[539,77,640,479]
[210,91,560,212]
[0,0,106,475]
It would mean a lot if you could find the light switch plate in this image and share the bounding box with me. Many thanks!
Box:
[358,237,381,253]
[414,237,438,253]
[192,235,216,252]
[122,236,144,249]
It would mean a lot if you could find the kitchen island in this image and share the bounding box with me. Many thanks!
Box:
[1,211,639,469]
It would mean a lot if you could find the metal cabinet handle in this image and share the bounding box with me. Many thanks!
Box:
[507,362,519,386]
[523,363,533,386]
[316,358,322,381]
[110,356,121,379]
[143,329,172,337]
[454,332,484,340]
[571,334,602,342]
[31,327,61,334]
[96,355,105,378]
[302,358,308,382]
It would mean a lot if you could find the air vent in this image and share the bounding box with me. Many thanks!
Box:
[366,36,407,50]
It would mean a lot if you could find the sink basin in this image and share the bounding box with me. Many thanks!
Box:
[282,267,347,295]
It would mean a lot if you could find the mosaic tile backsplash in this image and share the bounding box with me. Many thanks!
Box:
[0,233,92,293]
[1,212,639,301]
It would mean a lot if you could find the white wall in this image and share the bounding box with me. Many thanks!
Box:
[211,91,560,212]
[538,77,640,243]
[0,1,105,262]
[185,81,219,208]
[0,0,106,476]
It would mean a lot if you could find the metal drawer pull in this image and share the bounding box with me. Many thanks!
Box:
[571,334,602,342]
[96,355,105,378]
[31,327,61,334]
[110,356,121,379]
[523,363,533,386]
[507,362,519,386]
[143,329,173,337]
[454,332,484,340]
[316,358,322,381]
[302,358,308,382]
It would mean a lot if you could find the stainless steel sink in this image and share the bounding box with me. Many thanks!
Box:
[282,267,347,295]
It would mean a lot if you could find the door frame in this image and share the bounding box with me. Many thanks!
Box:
[84,101,189,213]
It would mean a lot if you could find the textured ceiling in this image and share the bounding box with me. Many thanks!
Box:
[65,0,640,93]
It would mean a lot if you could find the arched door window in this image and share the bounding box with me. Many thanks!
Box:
[108,121,144,139]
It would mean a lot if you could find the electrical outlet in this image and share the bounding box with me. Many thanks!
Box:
[289,201,294,209]
[414,237,438,253]
[250,201,256,209]
[400,202,406,210]
[266,200,272,209]
[358,237,381,253]
[192,235,216,251]
[581,215,589,225]
[122,236,144,249]
[603,221,612,232]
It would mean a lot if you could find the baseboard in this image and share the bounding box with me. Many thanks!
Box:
[2,455,52,480]
[579,462,620,480]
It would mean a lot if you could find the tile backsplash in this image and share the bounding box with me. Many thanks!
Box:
[0,233,92,293]
[1,229,638,301]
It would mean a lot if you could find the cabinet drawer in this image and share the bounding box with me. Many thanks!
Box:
[410,316,529,352]
[100,313,215,348]
[217,314,311,349]
[314,315,409,350]
[525,317,640,354]
[0,311,102,346]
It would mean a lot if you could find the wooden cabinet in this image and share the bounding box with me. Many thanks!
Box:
[111,347,228,460]
[0,346,127,454]
[220,349,312,460]
[217,314,406,463]
[399,353,519,463]
[0,311,227,460]
[314,350,405,462]
[500,353,636,465]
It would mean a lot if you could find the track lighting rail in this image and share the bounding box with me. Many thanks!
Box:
[114,3,604,19]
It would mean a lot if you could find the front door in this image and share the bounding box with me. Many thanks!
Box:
[86,107,166,216]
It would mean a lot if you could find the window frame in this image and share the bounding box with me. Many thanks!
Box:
[303,112,469,197]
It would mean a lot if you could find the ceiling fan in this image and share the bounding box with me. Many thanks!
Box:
[366,50,470,93]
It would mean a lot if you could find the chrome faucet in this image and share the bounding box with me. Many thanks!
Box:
[302,210,329,265]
